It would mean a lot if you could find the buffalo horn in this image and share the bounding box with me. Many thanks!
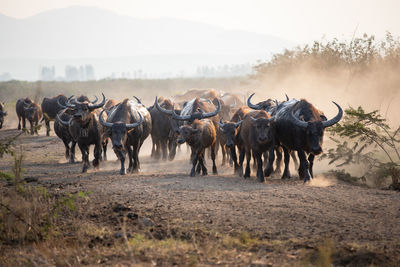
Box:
[99,109,113,127]
[247,93,262,110]
[155,96,173,115]
[88,93,106,110]
[322,102,343,128]
[56,113,72,126]
[200,98,221,119]
[125,112,144,129]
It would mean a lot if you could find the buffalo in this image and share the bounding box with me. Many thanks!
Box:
[41,94,68,136]
[269,99,343,182]
[100,98,151,174]
[151,97,180,161]
[176,118,218,176]
[0,102,7,129]
[237,110,275,182]
[57,94,106,172]
[16,98,42,135]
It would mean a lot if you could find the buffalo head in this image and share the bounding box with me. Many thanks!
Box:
[289,101,343,155]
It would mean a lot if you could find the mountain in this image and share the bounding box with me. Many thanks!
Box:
[0,6,293,59]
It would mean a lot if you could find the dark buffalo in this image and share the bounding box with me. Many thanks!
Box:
[218,106,252,172]
[16,98,42,135]
[99,98,151,174]
[57,94,106,172]
[176,118,218,177]
[0,102,7,129]
[151,97,180,161]
[237,110,274,182]
[41,95,68,136]
[268,99,343,182]
[54,108,76,163]
[247,93,299,174]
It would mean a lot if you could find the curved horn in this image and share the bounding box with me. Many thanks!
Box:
[126,112,144,129]
[201,98,221,119]
[99,109,113,127]
[155,96,173,115]
[289,106,308,128]
[218,119,225,128]
[58,97,75,109]
[235,120,242,127]
[171,105,192,121]
[56,113,72,126]
[322,102,343,128]
[285,94,289,101]
[133,96,142,104]
[91,95,98,104]
[247,93,262,110]
[249,116,258,122]
[88,93,106,110]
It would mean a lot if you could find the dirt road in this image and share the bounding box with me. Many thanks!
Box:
[1,128,399,266]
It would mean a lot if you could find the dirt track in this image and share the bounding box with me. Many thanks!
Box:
[1,128,400,266]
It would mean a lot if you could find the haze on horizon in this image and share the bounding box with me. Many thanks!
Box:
[0,0,399,81]
[1,0,399,43]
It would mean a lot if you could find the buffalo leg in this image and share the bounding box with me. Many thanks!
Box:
[62,139,70,160]
[161,140,168,161]
[29,120,34,135]
[281,147,291,179]
[22,117,26,130]
[45,119,50,136]
[252,151,257,171]
[126,146,134,173]
[274,147,283,174]
[291,151,299,170]
[297,150,311,182]
[150,139,156,158]
[198,151,208,176]
[308,154,315,178]
[264,146,275,177]
[244,149,251,178]
[211,144,217,174]
[230,146,239,174]
[69,141,76,163]
[78,143,89,173]
[93,142,101,170]
[131,142,140,173]
[17,115,21,130]
[102,138,108,161]
[220,141,226,166]
[34,120,39,135]
[255,151,265,182]
[115,148,126,175]
[190,152,199,177]
[238,148,245,177]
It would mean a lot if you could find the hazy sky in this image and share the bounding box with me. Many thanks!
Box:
[0,0,399,43]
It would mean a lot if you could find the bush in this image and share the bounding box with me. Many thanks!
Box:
[321,106,400,189]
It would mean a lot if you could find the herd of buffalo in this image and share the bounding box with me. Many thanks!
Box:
[0,89,343,182]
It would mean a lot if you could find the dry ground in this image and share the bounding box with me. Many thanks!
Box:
[0,125,399,266]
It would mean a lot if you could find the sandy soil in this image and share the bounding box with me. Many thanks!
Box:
[1,126,399,266]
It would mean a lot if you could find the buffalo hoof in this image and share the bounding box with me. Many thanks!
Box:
[258,176,265,183]
[120,169,126,175]
[281,172,291,179]
[264,166,273,177]
[202,169,208,176]
[190,170,196,177]
[82,165,88,173]
[212,166,217,174]
[69,158,75,164]
[244,169,250,178]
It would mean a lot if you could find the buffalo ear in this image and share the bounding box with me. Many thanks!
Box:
[4,111,7,116]
[191,128,199,134]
